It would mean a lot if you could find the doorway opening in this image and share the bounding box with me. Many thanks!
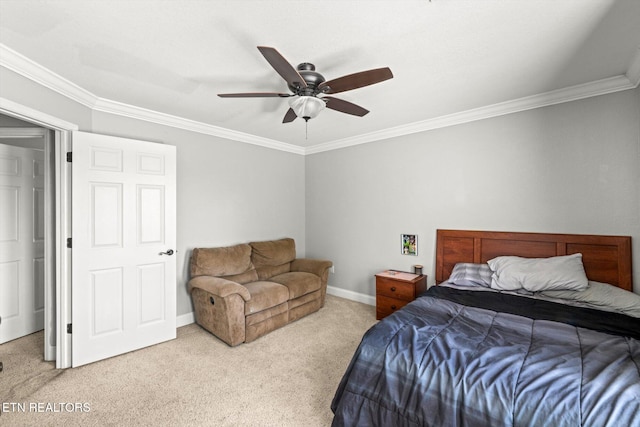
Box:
[0,100,76,369]
[0,124,56,365]
[0,127,46,342]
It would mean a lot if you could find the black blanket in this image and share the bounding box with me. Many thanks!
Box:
[425,286,640,339]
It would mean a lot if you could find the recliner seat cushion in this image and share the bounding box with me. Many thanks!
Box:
[243,281,289,315]
[270,272,321,299]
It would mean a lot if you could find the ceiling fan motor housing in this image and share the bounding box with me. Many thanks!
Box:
[290,63,327,95]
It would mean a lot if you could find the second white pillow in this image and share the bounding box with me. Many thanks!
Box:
[488,253,588,292]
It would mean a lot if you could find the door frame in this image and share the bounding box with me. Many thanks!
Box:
[0,97,77,368]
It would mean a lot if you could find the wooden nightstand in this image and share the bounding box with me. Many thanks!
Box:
[375,270,427,320]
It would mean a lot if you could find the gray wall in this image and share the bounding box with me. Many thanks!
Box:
[306,87,640,296]
[3,63,639,321]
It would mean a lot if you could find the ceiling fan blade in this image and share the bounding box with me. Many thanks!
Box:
[323,96,369,117]
[257,46,308,89]
[319,67,393,94]
[217,92,291,98]
[282,108,297,123]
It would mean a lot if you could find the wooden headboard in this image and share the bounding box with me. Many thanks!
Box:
[435,229,633,291]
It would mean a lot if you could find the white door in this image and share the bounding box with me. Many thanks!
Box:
[71,131,176,367]
[0,144,45,343]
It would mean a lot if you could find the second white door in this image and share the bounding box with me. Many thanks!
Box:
[0,144,45,344]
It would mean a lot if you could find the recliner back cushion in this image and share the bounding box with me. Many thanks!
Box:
[190,244,254,278]
[222,269,258,285]
[254,263,290,281]
[250,238,296,280]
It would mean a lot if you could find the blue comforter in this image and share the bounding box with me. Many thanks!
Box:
[331,287,640,427]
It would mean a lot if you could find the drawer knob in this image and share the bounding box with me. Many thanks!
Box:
[390,287,396,292]
[391,305,397,310]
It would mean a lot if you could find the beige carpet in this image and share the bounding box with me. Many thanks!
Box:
[0,295,377,427]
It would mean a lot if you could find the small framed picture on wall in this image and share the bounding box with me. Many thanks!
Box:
[401,234,418,256]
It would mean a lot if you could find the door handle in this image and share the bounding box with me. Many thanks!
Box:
[159,249,174,256]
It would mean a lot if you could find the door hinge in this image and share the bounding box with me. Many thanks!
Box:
[66,152,72,162]
[67,238,72,248]
[67,323,72,334]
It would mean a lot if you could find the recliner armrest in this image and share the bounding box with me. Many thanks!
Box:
[188,276,251,301]
[290,258,333,277]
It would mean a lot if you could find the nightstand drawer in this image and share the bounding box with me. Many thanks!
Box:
[376,295,409,318]
[376,276,415,301]
[375,271,427,320]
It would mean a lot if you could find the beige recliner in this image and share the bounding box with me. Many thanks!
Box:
[188,238,332,346]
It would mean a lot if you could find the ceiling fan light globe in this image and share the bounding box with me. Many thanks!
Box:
[288,96,326,120]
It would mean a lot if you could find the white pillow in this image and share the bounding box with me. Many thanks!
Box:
[541,281,640,318]
[488,253,588,292]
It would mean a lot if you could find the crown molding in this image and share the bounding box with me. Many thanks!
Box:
[305,74,637,154]
[1,42,637,157]
[0,44,98,109]
[93,97,305,155]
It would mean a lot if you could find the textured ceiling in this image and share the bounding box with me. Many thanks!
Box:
[1,0,639,151]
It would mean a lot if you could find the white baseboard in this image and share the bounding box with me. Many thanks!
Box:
[176,286,375,328]
[176,311,195,328]
[327,285,376,306]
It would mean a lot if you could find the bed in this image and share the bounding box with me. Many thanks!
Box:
[331,230,640,427]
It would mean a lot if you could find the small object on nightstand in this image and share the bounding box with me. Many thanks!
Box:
[375,270,427,320]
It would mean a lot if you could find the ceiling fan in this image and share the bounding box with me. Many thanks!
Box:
[218,46,393,123]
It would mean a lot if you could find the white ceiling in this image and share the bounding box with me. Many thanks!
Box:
[1,0,639,153]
